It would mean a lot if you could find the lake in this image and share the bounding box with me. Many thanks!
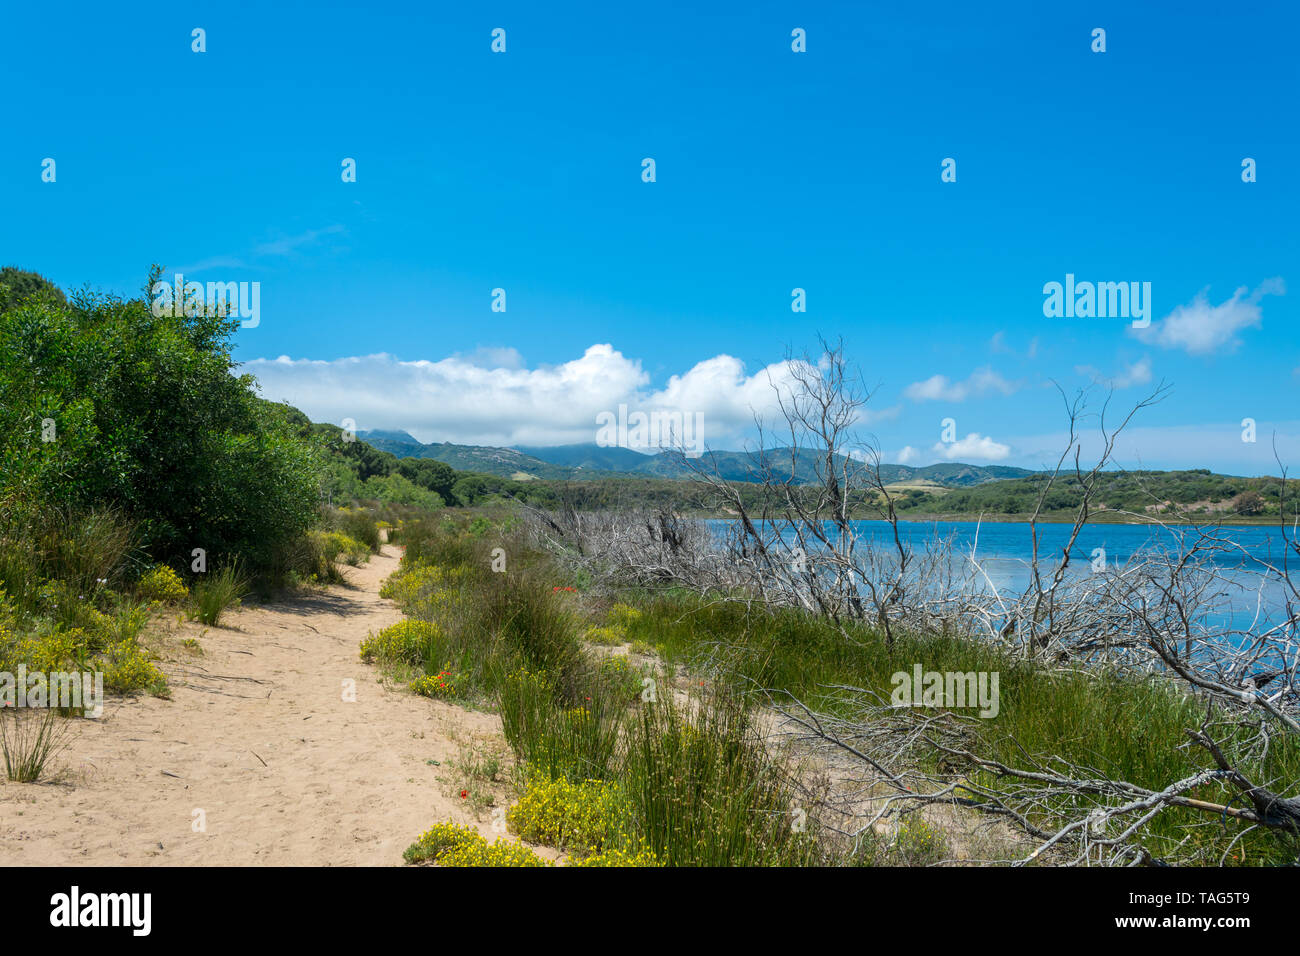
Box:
[707,518,1298,635]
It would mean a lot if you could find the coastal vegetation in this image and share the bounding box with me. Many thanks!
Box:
[3,268,1295,865]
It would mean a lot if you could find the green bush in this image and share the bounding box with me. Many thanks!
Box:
[0,269,320,579]
[136,565,188,602]
[359,619,441,666]
[332,508,381,553]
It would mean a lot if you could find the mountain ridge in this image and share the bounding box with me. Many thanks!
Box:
[356,433,1035,487]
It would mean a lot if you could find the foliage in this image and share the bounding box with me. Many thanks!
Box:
[0,267,320,575]
[410,669,462,699]
[190,565,246,626]
[359,619,441,666]
[0,266,66,313]
[403,822,549,867]
[507,773,631,857]
[102,636,167,694]
[136,565,188,602]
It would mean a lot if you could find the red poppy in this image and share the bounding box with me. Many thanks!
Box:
[460,790,468,799]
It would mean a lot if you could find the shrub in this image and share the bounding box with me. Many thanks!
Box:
[403,822,548,867]
[410,669,462,699]
[621,690,824,866]
[596,654,642,704]
[379,564,465,620]
[98,599,151,647]
[315,531,370,568]
[102,637,167,695]
[35,510,136,598]
[334,509,381,553]
[360,619,440,666]
[607,603,643,629]
[37,579,110,632]
[889,817,950,866]
[584,626,625,646]
[0,272,319,579]
[190,565,247,627]
[0,539,41,621]
[137,566,188,602]
[507,773,631,857]
[8,626,90,673]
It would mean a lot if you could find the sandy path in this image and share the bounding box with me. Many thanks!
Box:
[0,546,510,866]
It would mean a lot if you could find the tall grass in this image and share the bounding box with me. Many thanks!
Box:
[621,689,825,866]
[36,509,137,597]
[387,513,836,865]
[0,508,137,625]
[619,590,1300,864]
[191,565,248,626]
[1,708,72,782]
[498,668,623,782]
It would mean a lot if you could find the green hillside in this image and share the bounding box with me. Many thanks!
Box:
[894,468,1296,520]
[359,433,1036,488]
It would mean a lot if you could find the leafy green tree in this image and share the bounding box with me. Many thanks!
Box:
[362,472,445,509]
[0,266,67,313]
[0,266,320,572]
[397,457,458,503]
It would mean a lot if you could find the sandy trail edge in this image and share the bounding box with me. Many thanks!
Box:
[0,546,508,866]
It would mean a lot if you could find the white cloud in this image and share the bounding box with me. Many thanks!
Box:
[454,346,526,370]
[243,344,883,449]
[1075,356,1152,389]
[174,225,349,275]
[862,403,904,425]
[931,433,1011,461]
[989,332,1039,360]
[895,445,918,464]
[252,224,348,258]
[904,366,1020,402]
[1131,278,1284,355]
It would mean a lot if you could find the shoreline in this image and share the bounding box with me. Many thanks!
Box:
[690,511,1287,528]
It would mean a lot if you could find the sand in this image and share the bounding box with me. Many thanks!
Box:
[0,546,515,866]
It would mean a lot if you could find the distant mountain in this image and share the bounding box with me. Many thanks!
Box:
[628,449,1034,487]
[357,432,576,480]
[358,432,1034,487]
[880,462,1036,487]
[358,428,422,446]
[513,443,657,472]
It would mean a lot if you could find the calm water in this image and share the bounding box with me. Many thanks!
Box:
[708,519,1298,635]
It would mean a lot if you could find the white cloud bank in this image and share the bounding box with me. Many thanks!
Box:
[244,344,894,449]
[1131,278,1284,355]
[931,433,1012,461]
[904,366,1020,403]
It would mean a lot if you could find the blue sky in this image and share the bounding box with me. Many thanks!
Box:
[3,1,1298,473]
